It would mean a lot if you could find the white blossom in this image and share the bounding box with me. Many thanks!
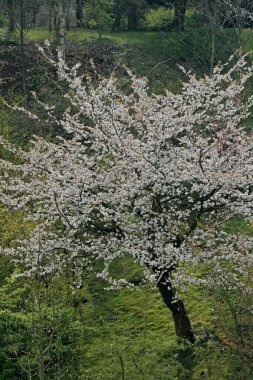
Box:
[0,55,253,294]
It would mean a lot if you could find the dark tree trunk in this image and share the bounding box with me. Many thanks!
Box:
[64,2,71,31]
[49,5,53,32]
[53,2,67,62]
[157,272,195,343]
[76,0,84,27]
[7,0,15,32]
[53,5,57,32]
[31,3,40,28]
[19,0,27,95]
[127,8,138,31]
[66,15,70,31]
[207,0,217,75]
[113,12,122,30]
[32,11,36,28]
[174,0,187,31]
[112,1,122,30]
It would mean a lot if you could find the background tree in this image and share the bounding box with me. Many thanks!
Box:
[51,0,72,60]
[76,0,84,27]
[29,0,40,28]
[112,0,147,31]
[126,0,146,31]
[207,0,218,75]
[85,0,114,37]
[7,0,15,32]
[173,0,187,31]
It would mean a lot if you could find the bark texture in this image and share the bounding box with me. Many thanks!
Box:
[174,0,187,31]
[127,7,138,31]
[157,272,195,343]
[54,1,67,61]
[19,0,27,95]
[7,0,15,32]
[112,5,122,30]
[76,0,84,27]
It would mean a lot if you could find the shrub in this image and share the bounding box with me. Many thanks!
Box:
[143,6,174,30]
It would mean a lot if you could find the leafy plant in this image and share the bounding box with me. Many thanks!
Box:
[85,0,114,37]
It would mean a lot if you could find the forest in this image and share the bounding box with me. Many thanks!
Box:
[0,0,253,379]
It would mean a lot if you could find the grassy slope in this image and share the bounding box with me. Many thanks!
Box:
[0,27,253,379]
[2,26,252,91]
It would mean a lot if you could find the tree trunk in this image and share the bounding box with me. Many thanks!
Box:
[76,0,84,27]
[54,2,67,61]
[32,11,36,28]
[66,15,70,31]
[32,3,40,28]
[54,12,57,32]
[49,5,53,32]
[112,2,122,30]
[113,12,122,30]
[127,7,138,31]
[19,0,27,95]
[174,0,187,31]
[7,0,15,32]
[208,0,217,75]
[157,272,195,343]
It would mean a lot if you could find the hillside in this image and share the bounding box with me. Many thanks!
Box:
[0,24,253,380]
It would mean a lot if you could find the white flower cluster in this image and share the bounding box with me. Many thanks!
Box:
[0,54,253,292]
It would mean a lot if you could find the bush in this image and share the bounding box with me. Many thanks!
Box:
[0,14,8,28]
[143,6,174,31]
[85,0,114,37]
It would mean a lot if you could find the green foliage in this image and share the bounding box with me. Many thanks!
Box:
[0,209,86,378]
[0,277,31,379]
[209,283,253,378]
[177,28,239,74]
[144,6,174,30]
[184,7,205,29]
[224,217,253,235]
[78,281,253,379]
[0,98,11,139]
[0,12,8,28]
[0,273,85,379]
[85,0,114,37]
[0,207,35,248]
[109,255,144,284]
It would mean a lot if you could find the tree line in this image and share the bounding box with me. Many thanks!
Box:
[1,0,252,34]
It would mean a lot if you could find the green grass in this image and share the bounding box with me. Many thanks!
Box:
[78,249,253,378]
[1,27,253,95]
[1,27,253,55]
[78,280,252,379]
